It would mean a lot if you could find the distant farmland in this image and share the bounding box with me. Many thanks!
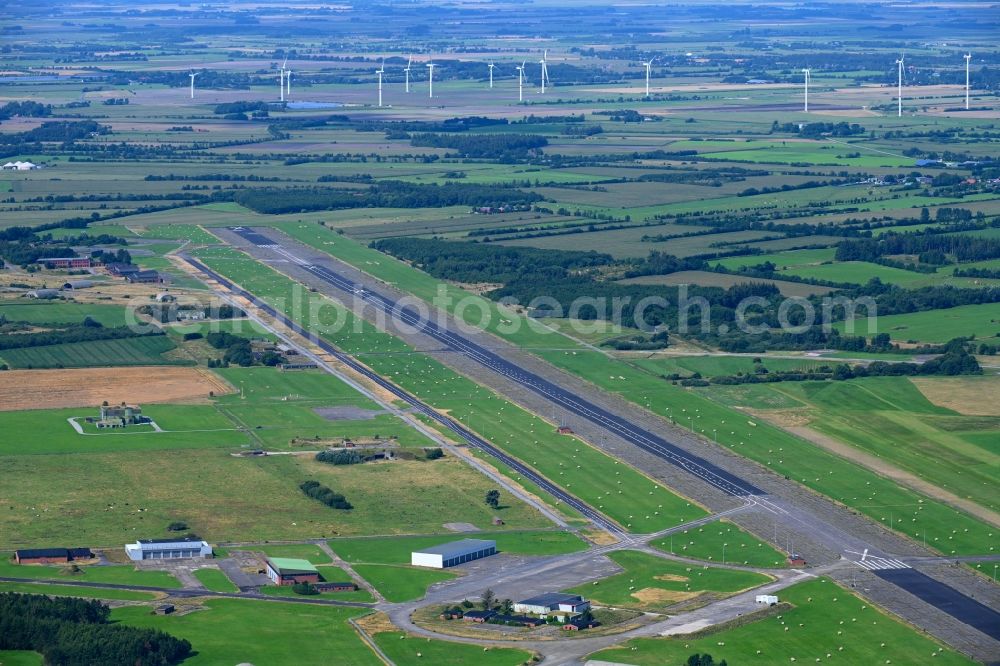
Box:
[0,336,184,369]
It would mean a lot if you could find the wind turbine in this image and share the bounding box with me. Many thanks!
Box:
[802,68,811,112]
[426,62,436,99]
[376,58,385,107]
[643,58,654,97]
[188,71,199,99]
[279,56,288,103]
[895,55,904,117]
[539,49,550,93]
[515,61,525,102]
[285,69,292,98]
[964,53,972,110]
[404,56,412,93]
[488,61,495,89]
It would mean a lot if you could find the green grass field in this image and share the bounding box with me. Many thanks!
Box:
[0,335,185,369]
[0,557,181,588]
[834,302,1000,342]
[242,543,333,564]
[372,631,533,666]
[0,650,42,666]
[650,519,789,568]
[192,567,238,592]
[589,578,974,665]
[0,581,156,601]
[352,564,456,603]
[0,301,128,327]
[566,550,772,612]
[114,598,382,665]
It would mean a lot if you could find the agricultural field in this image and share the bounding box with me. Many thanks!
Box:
[0,335,184,369]
[1,1,999,663]
[589,578,975,665]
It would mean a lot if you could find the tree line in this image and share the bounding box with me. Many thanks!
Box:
[300,480,353,510]
[409,133,548,161]
[233,181,542,214]
[0,592,191,666]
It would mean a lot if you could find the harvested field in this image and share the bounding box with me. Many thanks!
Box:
[631,588,698,605]
[909,376,1000,416]
[0,366,233,411]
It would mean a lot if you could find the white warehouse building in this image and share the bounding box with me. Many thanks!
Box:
[125,537,213,561]
[410,538,496,569]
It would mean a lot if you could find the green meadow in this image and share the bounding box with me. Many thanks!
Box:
[566,550,772,612]
[373,631,534,666]
[589,578,974,665]
[834,301,1000,342]
[650,519,789,568]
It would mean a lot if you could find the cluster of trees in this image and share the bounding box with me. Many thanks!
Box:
[315,449,362,466]
[372,236,612,284]
[0,321,163,351]
[836,232,1000,263]
[0,238,79,266]
[0,101,51,119]
[485,489,501,509]
[205,330,284,367]
[771,121,865,138]
[0,120,108,145]
[0,592,191,666]
[409,133,548,160]
[622,251,709,279]
[954,267,1000,279]
[213,101,271,115]
[299,480,352,510]
[686,654,727,666]
[234,181,542,214]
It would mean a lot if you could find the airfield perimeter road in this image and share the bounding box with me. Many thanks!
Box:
[205,227,999,660]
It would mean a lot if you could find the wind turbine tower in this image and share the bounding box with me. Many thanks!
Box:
[516,61,525,102]
[488,61,495,89]
[285,69,292,98]
[964,53,972,110]
[426,62,436,99]
[189,72,199,99]
[643,58,654,97]
[539,50,550,93]
[404,57,412,93]
[376,59,385,107]
[802,68,810,112]
[279,56,288,103]
[896,56,904,117]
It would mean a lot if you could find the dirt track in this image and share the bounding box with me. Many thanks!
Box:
[0,366,233,411]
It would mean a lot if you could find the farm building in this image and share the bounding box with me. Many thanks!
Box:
[125,537,212,561]
[563,616,599,631]
[265,558,320,585]
[514,593,590,615]
[62,280,93,290]
[26,289,60,299]
[98,404,144,427]
[36,257,91,269]
[106,262,139,276]
[491,615,545,627]
[756,594,780,606]
[462,610,496,623]
[125,270,163,284]
[314,581,357,592]
[410,539,497,569]
[14,547,93,565]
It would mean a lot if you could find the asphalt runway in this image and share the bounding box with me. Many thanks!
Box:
[875,568,1000,640]
[182,254,626,538]
[228,226,764,499]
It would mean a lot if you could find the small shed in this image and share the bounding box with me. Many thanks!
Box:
[787,554,806,567]
[756,594,779,606]
[155,604,175,615]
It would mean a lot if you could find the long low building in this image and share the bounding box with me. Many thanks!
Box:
[14,547,93,565]
[410,538,497,569]
[125,537,212,561]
